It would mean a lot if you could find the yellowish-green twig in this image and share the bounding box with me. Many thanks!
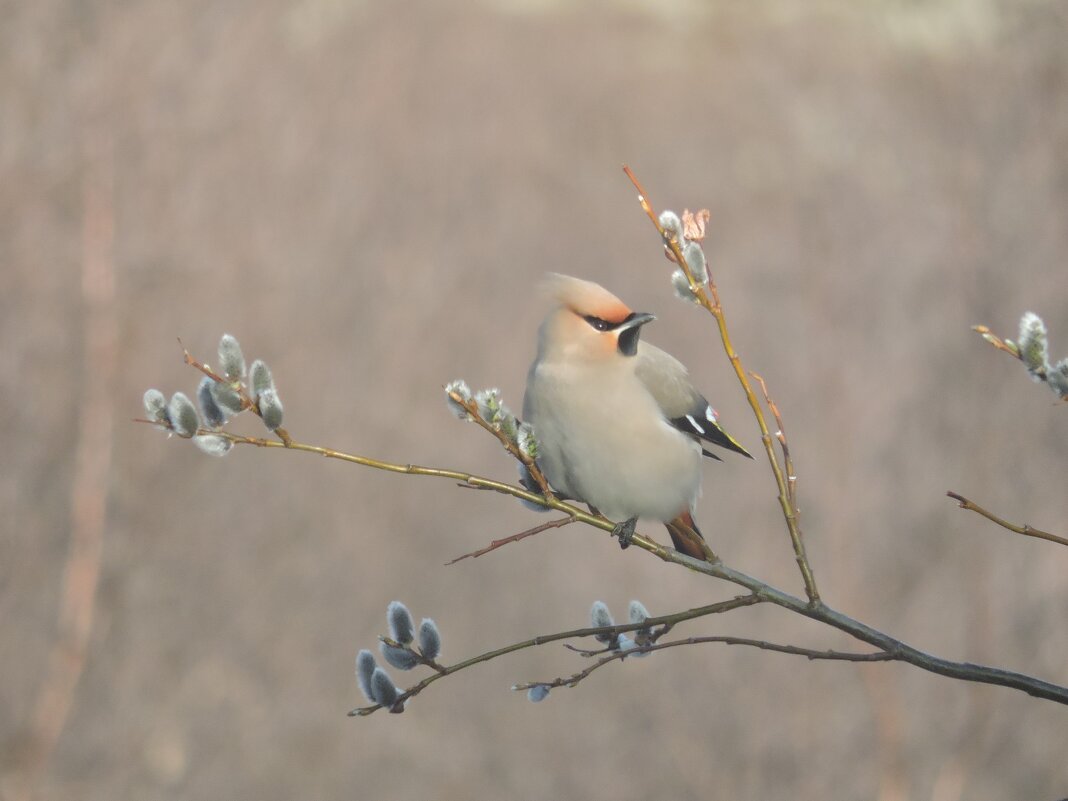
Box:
[947,491,1068,548]
[622,165,820,605]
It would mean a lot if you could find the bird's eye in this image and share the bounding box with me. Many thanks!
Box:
[583,315,612,332]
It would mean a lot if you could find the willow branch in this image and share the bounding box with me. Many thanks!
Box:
[947,491,1068,548]
[207,429,624,534]
[197,427,1068,706]
[516,637,895,693]
[349,595,762,715]
[622,165,819,605]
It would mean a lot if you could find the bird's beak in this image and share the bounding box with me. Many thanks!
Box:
[703,421,753,459]
[616,312,655,357]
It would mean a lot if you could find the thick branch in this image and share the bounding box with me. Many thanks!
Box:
[677,554,1068,705]
[209,430,1068,707]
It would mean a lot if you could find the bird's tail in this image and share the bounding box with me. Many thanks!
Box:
[665,511,716,562]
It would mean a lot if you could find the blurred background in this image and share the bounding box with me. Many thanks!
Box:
[2,1,1067,799]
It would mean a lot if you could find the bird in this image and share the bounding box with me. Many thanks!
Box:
[522,274,751,561]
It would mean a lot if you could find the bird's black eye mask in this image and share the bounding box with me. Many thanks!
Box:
[582,314,614,332]
[583,312,646,356]
[582,312,641,332]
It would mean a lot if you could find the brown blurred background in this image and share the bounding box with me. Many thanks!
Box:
[3,1,1067,799]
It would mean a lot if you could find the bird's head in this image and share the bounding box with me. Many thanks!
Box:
[539,274,655,362]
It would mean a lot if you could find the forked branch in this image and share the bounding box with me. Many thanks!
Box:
[139,174,1068,716]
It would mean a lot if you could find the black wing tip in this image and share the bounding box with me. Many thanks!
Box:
[673,415,752,460]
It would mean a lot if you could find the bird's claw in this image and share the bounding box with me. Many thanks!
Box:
[612,516,638,550]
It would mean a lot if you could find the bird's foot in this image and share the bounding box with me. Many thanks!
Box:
[612,516,638,550]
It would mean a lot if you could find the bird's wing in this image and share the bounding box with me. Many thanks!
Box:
[635,342,752,459]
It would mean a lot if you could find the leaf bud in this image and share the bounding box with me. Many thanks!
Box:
[258,388,284,430]
[193,434,232,457]
[356,649,377,702]
[682,241,708,284]
[168,392,200,438]
[658,210,684,242]
[380,641,419,671]
[370,667,399,708]
[197,376,227,429]
[418,618,441,660]
[210,381,245,414]
[143,388,168,423]
[249,359,275,399]
[1018,312,1049,378]
[527,685,550,703]
[671,269,699,303]
[445,379,473,421]
[218,334,247,381]
[387,601,415,644]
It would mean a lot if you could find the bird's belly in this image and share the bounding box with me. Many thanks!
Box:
[566,427,701,522]
[532,377,702,522]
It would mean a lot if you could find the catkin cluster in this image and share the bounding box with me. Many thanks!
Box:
[142,334,284,455]
[355,601,443,713]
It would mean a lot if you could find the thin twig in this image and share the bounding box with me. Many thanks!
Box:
[350,595,762,715]
[516,636,895,693]
[947,491,1068,548]
[447,390,553,496]
[446,516,576,564]
[971,323,1067,401]
[751,371,798,508]
[622,165,820,605]
[970,325,1021,359]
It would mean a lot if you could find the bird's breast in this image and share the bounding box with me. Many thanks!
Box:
[524,361,702,522]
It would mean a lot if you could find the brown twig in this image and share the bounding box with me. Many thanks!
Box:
[622,165,820,605]
[447,390,553,496]
[516,636,895,693]
[947,491,1068,548]
[446,516,576,564]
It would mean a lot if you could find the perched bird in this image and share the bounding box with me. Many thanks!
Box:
[522,274,751,561]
